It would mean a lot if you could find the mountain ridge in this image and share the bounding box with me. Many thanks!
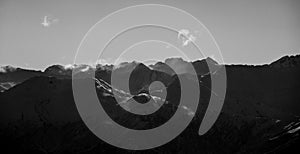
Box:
[0,54,299,153]
[1,55,299,90]
[1,54,299,76]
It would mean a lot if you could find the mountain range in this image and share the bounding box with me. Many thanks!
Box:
[0,55,299,153]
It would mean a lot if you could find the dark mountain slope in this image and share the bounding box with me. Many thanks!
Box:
[0,55,299,153]
[0,66,43,83]
[0,76,80,125]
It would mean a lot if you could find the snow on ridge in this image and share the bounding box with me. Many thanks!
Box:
[0,65,17,73]
[288,126,300,134]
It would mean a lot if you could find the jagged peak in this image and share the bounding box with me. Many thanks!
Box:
[205,57,219,65]
[192,57,219,65]
[270,54,300,68]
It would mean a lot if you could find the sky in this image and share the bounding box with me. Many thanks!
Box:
[0,0,300,70]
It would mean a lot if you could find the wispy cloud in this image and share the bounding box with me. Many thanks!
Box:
[41,15,59,28]
[178,29,197,47]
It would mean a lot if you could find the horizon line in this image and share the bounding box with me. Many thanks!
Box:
[0,53,299,71]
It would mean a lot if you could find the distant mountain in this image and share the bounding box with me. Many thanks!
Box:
[44,64,73,77]
[0,64,96,92]
[0,66,44,92]
[0,66,44,83]
[0,55,299,153]
[270,55,300,68]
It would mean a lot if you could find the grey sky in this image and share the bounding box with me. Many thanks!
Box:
[0,0,299,70]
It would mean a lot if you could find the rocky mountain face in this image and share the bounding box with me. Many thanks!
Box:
[0,55,299,153]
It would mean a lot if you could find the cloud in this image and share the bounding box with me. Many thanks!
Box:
[178,29,197,47]
[178,29,190,38]
[41,15,59,28]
